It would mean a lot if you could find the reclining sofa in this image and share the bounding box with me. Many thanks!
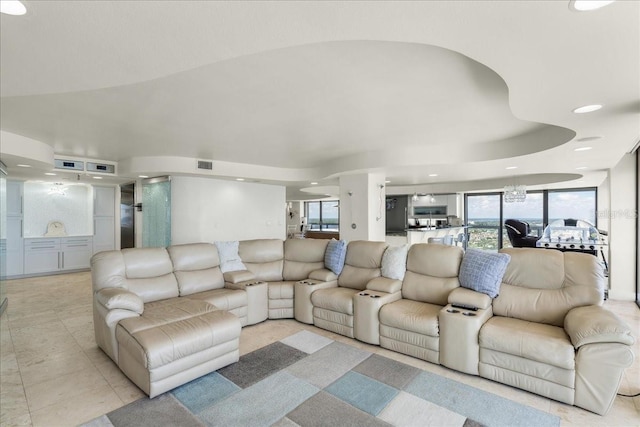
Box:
[91,238,635,415]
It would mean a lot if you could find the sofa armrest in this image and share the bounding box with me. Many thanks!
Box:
[95,288,144,314]
[308,268,338,282]
[366,277,402,294]
[565,305,635,348]
[448,287,492,310]
[223,270,256,284]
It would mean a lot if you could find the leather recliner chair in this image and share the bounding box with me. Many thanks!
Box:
[504,219,541,248]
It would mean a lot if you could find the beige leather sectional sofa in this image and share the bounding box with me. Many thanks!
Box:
[91,238,635,415]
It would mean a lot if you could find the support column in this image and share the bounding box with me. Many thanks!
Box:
[339,173,386,242]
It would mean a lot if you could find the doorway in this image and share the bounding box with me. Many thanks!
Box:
[120,183,135,249]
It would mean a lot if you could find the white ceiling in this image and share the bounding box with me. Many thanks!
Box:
[1,1,638,200]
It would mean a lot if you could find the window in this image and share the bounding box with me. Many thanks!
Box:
[502,192,543,248]
[465,187,597,250]
[548,189,597,225]
[466,193,502,250]
[305,200,339,231]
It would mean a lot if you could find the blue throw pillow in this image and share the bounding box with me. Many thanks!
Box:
[459,248,511,298]
[324,239,347,275]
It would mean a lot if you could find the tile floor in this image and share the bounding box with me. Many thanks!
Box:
[1,271,638,426]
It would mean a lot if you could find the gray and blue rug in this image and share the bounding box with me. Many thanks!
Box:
[83,331,560,427]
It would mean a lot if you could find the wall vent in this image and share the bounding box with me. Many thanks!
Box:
[54,158,84,171]
[86,162,115,174]
[197,160,213,170]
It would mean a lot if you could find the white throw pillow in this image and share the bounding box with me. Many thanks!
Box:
[381,244,409,280]
[214,240,247,273]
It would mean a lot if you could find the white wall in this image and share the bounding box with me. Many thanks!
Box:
[171,176,286,244]
[23,182,93,237]
[607,154,637,301]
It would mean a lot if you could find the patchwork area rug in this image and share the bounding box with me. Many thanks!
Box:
[83,331,560,427]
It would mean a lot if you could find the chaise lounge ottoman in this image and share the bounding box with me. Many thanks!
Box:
[115,298,241,398]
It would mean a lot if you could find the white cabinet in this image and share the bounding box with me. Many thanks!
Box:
[24,238,60,274]
[6,181,23,216]
[5,217,24,276]
[24,236,93,274]
[93,186,116,253]
[5,180,24,276]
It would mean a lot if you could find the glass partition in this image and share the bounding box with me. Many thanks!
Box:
[142,177,171,248]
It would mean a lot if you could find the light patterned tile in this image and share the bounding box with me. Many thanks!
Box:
[24,367,110,411]
[30,383,122,427]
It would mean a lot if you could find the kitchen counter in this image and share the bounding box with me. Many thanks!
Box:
[405,226,467,245]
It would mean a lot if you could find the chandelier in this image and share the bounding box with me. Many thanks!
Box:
[504,184,526,203]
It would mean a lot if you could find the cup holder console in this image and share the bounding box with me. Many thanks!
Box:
[462,312,477,317]
[370,295,380,298]
[447,309,460,313]
[359,292,369,296]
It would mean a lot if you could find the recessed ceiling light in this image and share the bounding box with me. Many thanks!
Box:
[310,182,318,185]
[44,172,56,176]
[0,0,27,16]
[569,0,615,12]
[428,174,438,177]
[572,104,602,114]
[574,147,593,152]
[576,166,588,170]
[138,175,149,178]
[236,178,245,181]
[505,166,518,170]
[16,164,31,168]
[92,176,103,180]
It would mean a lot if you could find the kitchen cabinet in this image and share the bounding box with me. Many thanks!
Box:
[6,180,23,216]
[4,217,24,276]
[93,186,116,253]
[4,180,24,276]
[24,236,93,274]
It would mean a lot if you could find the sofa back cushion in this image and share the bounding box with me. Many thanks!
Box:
[168,243,225,296]
[121,248,179,303]
[338,241,388,290]
[238,239,284,281]
[91,250,127,292]
[493,248,604,327]
[283,238,329,281]
[402,244,463,305]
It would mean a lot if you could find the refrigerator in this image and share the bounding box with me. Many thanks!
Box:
[385,196,408,235]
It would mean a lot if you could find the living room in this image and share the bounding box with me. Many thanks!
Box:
[1,1,638,426]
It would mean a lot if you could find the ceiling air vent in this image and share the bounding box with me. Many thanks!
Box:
[197,160,213,170]
[54,158,84,171]
[86,162,115,174]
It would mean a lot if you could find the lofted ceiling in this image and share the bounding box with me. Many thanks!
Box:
[1,1,638,200]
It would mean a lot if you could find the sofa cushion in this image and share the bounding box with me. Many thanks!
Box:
[494,249,604,327]
[186,288,248,311]
[117,302,240,370]
[214,241,247,273]
[381,244,409,280]
[311,287,359,315]
[324,239,347,275]
[379,299,441,337]
[238,239,284,281]
[283,238,329,281]
[480,316,575,370]
[459,248,510,298]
